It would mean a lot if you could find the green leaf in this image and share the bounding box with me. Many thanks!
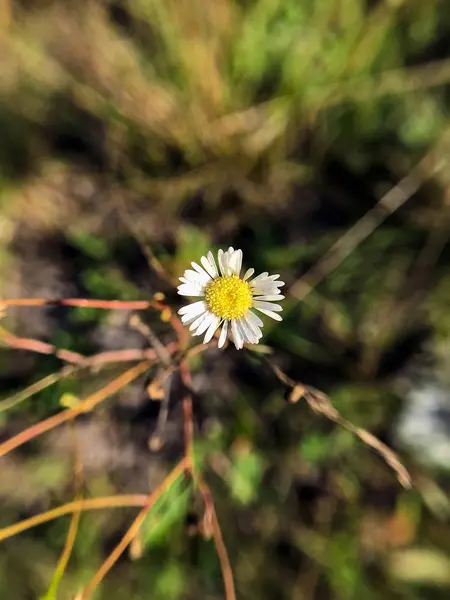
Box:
[176,226,211,269]
[299,433,330,466]
[154,561,185,599]
[141,479,192,550]
[66,229,110,260]
[229,450,265,505]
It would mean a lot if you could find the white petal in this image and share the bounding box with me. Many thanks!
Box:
[246,309,264,328]
[189,312,209,331]
[225,248,236,275]
[179,302,206,323]
[236,249,243,274]
[252,294,284,301]
[181,276,204,288]
[243,268,254,281]
[235,319,249,344]
[227,249,242,276]
[252,278,284,287]
[218,320,228,348]
[267,274,280,280]
[251,272,269,283]
[253,300,283,312]
[184,269,209,284]
[251,282,284,295]
[181,311,204,325]
[223,250,231,275]
[203,315,220,343]
[207,251,219,277]
[231,319,243,349]
[178,300,205,316]
[234,249,243,276]
[177,284,205,296]
[254,307,283,321]
[242,314,262,342]
[193,312,215,336]
[252,282,284,290]
[218,249,226,276]
[239,317,258,344]
[226,250,236,274]
[191,262,212,280]
[201,255,216,278]
[253,279,284,288]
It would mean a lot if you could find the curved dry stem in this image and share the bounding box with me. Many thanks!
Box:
[270,363,412,489]
[115,199,177,287]
[197,477,236,600]
[0,495,149,543]
[77,458,189,600]
[42,494,82,600]
[0,345,183,414]
[0,360,151,458]
[287,145,444,309]
[180,359,236,600]
[0,364,80,414]
[0,298,152,309]
[42,424,85,599]
[0,327,85,363]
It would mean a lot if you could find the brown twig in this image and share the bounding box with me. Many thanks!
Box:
[0,495,150,543]
[153,298,189,348]
[0,332,178,366]
[270,364,412,489]
[43,424,84,597]
[115,199,177,287]
[0,341,208,418]
[180,361,195,462]
[129,314,172,367]
[0,296,188,353]
[0,328,86,364]
[287,148,444,309]
[0,345,182,414]
[0,361,151,458]
[147,342,216,449]
[147,369,174,452]
[82,345,176,366]
[0,284,233,600]
[197,477,236,599]
[0,298,153,309]
[0,364,79,413]
[77,458,189,600]
[180,359,237,600]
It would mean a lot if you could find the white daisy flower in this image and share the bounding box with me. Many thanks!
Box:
[177,247,284,349]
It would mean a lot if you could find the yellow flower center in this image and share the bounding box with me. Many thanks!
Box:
[205,275,252,320]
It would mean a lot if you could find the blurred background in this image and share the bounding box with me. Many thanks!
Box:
[1,0,450,598]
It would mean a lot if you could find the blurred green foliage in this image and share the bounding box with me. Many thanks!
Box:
[0,1,450,599]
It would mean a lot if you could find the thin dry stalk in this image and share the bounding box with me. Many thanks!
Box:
[43,426,84,598]
[76,458,189,600]
[0,326,86,364]
[129,314,173,367]
[115,199,177,287]
[0,298,152,309]
[271,364,412,489]
[0,364,79,414]
[0,495,150,543]
[180,360,237,600]
[0,361,151,458]
[287,144,446,308]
